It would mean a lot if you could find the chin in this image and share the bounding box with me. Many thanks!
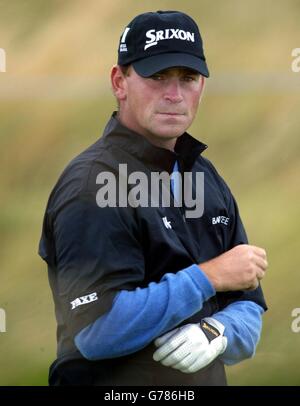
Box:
[162,126,187,137]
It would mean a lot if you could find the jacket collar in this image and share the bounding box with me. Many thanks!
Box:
[102,112,207,173]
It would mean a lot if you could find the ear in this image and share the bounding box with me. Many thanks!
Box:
[111,65,127,102]
[199,75,205,93]
[198,75,206,102]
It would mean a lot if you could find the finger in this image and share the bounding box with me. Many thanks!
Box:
[256,269,265,281]
[153,344,173,362]
[245,278,259,291]
[160,344,191,367]
[254,255,268,272]
[251,246,267,260]
[153,333,186,362]
[171,352,198,371]
[154,329,178,347]
[180,349,214,373]
[171,341,210,371]
[181,337,224,373]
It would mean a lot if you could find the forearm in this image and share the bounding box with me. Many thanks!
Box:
[75,264,215,360]
[212,300,264,365]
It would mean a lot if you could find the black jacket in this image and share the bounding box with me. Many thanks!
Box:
[39,113,267,385]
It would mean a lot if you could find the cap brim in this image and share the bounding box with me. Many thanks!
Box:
[132,53,209,78]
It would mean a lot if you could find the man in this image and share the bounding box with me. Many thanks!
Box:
[39,10,268,386]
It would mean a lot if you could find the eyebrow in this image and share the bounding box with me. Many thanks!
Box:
[155,68,199,75]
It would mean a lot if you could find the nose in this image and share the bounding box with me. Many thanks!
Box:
[164,78,183,103]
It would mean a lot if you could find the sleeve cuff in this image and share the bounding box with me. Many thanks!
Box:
[203,316,225,335]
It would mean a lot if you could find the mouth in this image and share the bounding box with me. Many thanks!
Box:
[157,112,185,116]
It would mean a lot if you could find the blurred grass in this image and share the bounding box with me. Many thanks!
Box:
[0,0,300,385]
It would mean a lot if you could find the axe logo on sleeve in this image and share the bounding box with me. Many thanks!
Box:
[70,292,98,310]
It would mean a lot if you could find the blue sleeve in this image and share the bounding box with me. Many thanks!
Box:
[75,264,215,360]
[212,300,265,365]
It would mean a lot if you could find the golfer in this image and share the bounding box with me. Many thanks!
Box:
[39,10,268,385]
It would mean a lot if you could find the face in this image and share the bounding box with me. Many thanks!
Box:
[111,65,205,150]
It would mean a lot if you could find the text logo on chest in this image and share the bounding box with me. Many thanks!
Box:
[212,216,230,226]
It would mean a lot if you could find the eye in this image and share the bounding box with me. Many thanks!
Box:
[182,75,198,82]
[150,73,165,81]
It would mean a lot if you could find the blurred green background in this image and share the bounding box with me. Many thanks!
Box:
[0,0,300,385]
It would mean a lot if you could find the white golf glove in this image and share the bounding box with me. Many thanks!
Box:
[153,318,227,374]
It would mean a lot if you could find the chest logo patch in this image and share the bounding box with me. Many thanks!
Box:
[212,216,230,226]
[162,216,172,229]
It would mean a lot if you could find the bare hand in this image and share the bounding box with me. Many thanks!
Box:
[199,244,268,292]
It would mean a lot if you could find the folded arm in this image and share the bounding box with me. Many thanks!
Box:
[75,264,215,360]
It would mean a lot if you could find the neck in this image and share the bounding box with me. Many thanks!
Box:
[141,132,177,152]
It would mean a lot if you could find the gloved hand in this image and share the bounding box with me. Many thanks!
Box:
[153,318,227,374]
